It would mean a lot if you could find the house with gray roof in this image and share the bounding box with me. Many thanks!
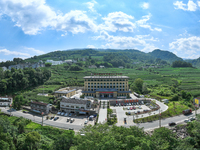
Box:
[30,101,50,115]
[60,97,91,113]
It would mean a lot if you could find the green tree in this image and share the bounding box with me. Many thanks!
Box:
[13,95,24,110]
[25,131,41,150]
[151,127,178,150]
[54,132,74,150]
[134,78,144,93]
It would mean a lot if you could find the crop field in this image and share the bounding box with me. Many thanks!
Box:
[22,65,200,104]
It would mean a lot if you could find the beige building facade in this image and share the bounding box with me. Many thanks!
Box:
[54,89,76,98]
[82,76,131,98]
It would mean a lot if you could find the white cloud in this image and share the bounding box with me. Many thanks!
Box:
[173,0,197,11]
[99,11,136,32]
[198,1,200,6]
[0,59,6,62]
[188,0,197,11]
[0,49,30,57]
[136,14,162,31]
[85,0,97,12]
[169,36,200,58]
[94,31,158,52]
[141,2,149,9]
[87,45,95,48]
[0,0,98,35]
[23,47,45,55]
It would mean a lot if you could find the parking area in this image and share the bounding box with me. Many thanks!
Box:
[110,101,159,126]
[47,112,95,126]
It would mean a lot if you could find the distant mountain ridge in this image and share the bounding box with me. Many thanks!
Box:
[22,48,200,67]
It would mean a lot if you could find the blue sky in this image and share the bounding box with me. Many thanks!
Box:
[0,0,200,62]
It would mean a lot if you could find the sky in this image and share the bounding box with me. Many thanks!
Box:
[0,0,200,62]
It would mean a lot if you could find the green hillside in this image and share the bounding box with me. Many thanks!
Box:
[149,49,183,63]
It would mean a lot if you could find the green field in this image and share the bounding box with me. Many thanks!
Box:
[21,65,200,105]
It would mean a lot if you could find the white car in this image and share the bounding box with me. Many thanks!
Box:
[139,106,142,109]
[57,112,61,115]
[184,119,191,123]
[84,120,88,124]
[61,112,65,116]
[64,113,68,116]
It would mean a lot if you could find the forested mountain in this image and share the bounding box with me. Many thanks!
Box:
[149,49,183,63]
[1,48,198,69]
[24,48,180,65]
[185,57,200,68]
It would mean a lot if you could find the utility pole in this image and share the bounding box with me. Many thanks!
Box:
[159,109,161,128]
[41,112,44,126]
[9,104,12,117]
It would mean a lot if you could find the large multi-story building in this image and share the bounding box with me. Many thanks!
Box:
[54,88,76,98]
[82,75,131,98]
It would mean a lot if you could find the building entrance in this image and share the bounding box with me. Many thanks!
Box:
[100,93,113,98]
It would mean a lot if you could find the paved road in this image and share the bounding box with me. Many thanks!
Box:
[98,100,108,123]
[0,107,84,131]
[1,103,198,132]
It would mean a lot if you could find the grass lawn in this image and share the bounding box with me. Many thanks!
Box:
[25,122,42,130]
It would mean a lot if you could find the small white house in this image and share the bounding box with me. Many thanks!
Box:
[99,65,105,68]
[0,97,12,107]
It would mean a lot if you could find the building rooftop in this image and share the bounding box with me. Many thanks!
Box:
[83,76,129,79]
[61,97,88,104]
[54,89,76,94]
[30,101,48,106]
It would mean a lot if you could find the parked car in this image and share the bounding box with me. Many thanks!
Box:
[70,118,75,123]
[184,119,191,123]
[130,107,132,110]
[50,116,54,120]
[169,122,176,126]
[119,103,121,106]
[139,106,142,109]
[61,112,65,116]
[57,112,61,115]
[69,128,74,130]
[121,103,123,106]
[64,113,68,117]
[183,109,192,115]
[133,106,136,110]
[23,111,27,113]
[132,103,134,105]
[116,104,118,106]
[54,117,59,121]
[67,118,70,122]
[127,107,129,110]
[129,103,131,106]
[84,120,88,124]
[189,117,196,121]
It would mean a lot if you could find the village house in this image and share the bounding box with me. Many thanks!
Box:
[0,97,12,107]
[30,101,50,115]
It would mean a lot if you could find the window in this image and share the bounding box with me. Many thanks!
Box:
[71,106,74,108]
[81,107,84,109]
[76,106,79,108]
[66,105,69,107]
